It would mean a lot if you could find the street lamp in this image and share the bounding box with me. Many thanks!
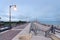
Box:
[9,5,16,28]
[0,17,1,22]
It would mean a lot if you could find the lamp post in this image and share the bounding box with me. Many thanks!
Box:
[0,17,1,24]
[9,5,16,28]
[0,17,1,22]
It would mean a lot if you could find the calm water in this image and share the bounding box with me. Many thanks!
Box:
[40,21,60,25]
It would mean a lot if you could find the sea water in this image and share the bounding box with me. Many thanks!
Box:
[40,21,60,25]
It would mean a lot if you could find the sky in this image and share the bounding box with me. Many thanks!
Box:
[0,0,60,21]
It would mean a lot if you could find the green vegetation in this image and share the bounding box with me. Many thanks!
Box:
[0,21,27,27]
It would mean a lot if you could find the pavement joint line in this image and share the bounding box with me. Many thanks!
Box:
[0,30,10,34]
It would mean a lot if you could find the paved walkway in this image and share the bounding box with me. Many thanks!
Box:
[11,22,60,40]
[12,23,31,40]
[31,36,51,40]
[0,30,21,40]
[12,23,52,40]
[34,23,51,31]
[12,24,28,29]
[34,22,60,40]
[0,23,28,40]
[0,22,60,40]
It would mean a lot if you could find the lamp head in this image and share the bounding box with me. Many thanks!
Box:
[13,5,17,10]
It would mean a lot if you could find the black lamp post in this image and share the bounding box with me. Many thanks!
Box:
[9,5,16,28]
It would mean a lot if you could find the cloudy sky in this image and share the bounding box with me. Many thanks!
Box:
[0,0,60,21]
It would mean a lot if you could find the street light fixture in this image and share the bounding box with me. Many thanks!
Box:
[9,5,17,28]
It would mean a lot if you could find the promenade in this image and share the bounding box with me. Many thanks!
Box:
[0,22,60,40]
[0,23,28,40]
[12,23,51,40]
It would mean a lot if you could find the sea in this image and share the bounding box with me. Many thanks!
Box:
[40,21,60,25]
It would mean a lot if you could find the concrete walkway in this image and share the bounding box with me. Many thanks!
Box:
[31,36,51,40]
[12,23,31,40]
[0,23,28,40]
[12,23,52,40]
[0,30,21,40]
[34,23,51,31]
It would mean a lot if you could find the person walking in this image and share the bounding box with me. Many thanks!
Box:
[50,25,55,34]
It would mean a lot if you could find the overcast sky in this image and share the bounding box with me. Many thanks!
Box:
[0,0,60,21]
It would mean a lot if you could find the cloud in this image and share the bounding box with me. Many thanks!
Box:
[0,0,60,21]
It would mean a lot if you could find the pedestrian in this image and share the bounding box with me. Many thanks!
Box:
[50,25,55,34]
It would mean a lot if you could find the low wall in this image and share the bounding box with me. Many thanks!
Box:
[12,23,31,40]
